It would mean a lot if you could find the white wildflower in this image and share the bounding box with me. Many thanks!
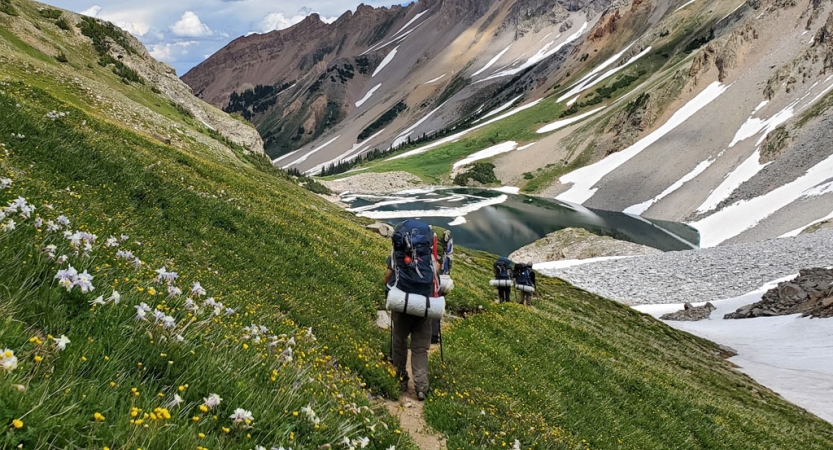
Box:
[0,178,11,189]
[512,440,521,450]
[107,290,120,304]
[203,393,222,409]
[229,408,254,424]
[162,315,176,329]
[287,337,295,347]
[46,221,60,232]
[131,258,142,269]
[183,298,198,312]
[190,281,206,297]
[105,236,119,247]
[120,234,129,241]
[1,348,19,372]
[54,265,78,291]
[56,255,68,264]
[167,285,182,298]
[280,346,292,362]
[56,215,70,227]
[73,270,94,293]
[54,335,70,351]
[34,217,43,228]
[167,394,184,408]
[2,219,15,231]
[90,296,105,306]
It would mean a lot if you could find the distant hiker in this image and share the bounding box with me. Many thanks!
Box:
[432,229,453,343]
[385,219,445,401]
[438,229,453,275]
[513,262,536,306]
[491,257,514,303]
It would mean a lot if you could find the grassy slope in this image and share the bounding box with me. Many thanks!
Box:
[1,3,833,450]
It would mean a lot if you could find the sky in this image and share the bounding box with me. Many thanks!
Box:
[45,0,406,76]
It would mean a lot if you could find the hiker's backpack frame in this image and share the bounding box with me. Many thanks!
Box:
[390,219,439,298]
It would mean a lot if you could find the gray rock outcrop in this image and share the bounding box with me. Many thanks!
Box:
[660,302,716,321]
[725,268,833,319]
[510,227,660,264]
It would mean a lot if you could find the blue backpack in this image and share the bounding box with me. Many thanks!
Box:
[495,257,513,279]
[390,220,437,297]
[515,263,532,285]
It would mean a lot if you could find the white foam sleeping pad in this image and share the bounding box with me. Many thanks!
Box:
[386,286,445,319]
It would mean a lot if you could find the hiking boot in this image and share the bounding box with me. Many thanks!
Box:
[400,381,409,393]
[417,391,426,401]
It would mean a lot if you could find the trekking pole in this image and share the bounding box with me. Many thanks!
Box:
[438,321,444,363]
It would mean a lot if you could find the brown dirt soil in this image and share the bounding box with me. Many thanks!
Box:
[381,351,446,450]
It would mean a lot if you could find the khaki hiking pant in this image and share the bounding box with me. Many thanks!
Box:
[391,311,432,393]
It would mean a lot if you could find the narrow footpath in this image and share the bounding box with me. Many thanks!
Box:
[382,351,446,450]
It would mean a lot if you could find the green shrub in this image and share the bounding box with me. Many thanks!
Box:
[79,16,136,56]
[358,101,407,141]
[453,162,498,186]
[54,17,71,31]
[38,8,62,19]
[0,0,18,16]
[169,100,195,119]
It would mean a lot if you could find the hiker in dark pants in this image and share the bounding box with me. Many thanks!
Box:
[385,229,439,401]
[514,263,536,306]
[493,257,513,303]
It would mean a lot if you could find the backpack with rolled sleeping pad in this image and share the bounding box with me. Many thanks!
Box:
[514,263,535,293]
[490,257,514,287]
[386,219,444,319]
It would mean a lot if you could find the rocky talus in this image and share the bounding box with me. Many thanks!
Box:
[539,230,833,305]
[660,302,716,321]
[509,227,660,263]
[724,268,833,319]
[321,171,424,194]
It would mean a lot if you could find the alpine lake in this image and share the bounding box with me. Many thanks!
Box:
[341,188,700,257]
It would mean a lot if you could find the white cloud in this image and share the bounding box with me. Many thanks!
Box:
[256,9,338,33]
[80,5,101,17]
[170,11,213,37]
[116,21,152,36]
[149,41,197,62]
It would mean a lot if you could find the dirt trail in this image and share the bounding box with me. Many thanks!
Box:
[382,350,447,450]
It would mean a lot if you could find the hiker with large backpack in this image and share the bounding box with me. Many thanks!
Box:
[513,262,536,305]
[384,219,444,401]
[490,257,513,302]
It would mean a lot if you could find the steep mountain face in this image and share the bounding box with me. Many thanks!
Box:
[0,0,263,155]
[187,0,833,247]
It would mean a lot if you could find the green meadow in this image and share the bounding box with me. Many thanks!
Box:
[2,2,833,449]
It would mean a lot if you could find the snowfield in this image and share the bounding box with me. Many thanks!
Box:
[635,280,833,424]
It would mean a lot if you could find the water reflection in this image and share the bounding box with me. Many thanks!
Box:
[345,188,699,256]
